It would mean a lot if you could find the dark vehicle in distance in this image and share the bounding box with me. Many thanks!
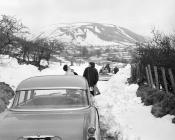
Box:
[0,75,101,140]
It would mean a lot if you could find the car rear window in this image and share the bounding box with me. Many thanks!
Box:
[12,89,89,109]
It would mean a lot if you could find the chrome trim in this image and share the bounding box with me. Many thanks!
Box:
[16,87,85,91]
[10,106,90,112]
[22,135,62,140]
[23,135,54,138]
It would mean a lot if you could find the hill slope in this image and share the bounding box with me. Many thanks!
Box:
[38,22,146,46]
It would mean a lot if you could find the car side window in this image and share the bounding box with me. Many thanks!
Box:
[26,90,32,100]
[12,92,20,107]
[18,91,26,105]
[30,90,36,99]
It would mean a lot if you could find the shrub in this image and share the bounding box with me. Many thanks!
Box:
[151,94,175,117]
[0,82,14,112]
[137,85,175,119]
[160,94,175,115]
[151,103,167,117]
[136,85,163,106]
[0,98,6,113]
[136,85,151,97]
[142,89,156,106]
[170,109,175,116]
[172,118,175,124]
[144,90,165,106]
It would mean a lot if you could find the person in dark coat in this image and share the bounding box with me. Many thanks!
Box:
[83,62,99,96]
[113,66,119,74]
[105,63,111,73]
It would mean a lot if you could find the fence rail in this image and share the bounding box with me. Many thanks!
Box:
[131,63,175,94]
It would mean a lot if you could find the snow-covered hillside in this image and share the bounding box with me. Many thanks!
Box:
[37,22,146,47]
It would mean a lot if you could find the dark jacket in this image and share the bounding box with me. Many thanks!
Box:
[105,64,111,73]
[83,67,99,87]
[113,67,119,74]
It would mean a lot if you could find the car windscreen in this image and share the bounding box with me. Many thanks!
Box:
[12,89,89,109]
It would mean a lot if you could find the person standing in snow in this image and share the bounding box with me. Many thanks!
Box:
[113,66,119,74]
[105,63,111,73]
[63,65,74,75]
[83,62,99,96]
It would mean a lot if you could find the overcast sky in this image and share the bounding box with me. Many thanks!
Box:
[0,0,175,36]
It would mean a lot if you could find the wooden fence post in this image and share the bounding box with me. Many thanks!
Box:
[131,64,136,81]
[154,66,159,90]
[161,67,168,94]
[148,64,154,88]
[136,63,140,80]
[146,66,151,87]
[168,68,175,94]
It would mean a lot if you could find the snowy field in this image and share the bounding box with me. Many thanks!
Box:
[0,57,175,140]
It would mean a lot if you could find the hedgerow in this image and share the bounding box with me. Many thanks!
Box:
[132,30,175,123]
[137,85,175,123]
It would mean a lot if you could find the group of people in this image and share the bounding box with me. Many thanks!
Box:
[99,63,119,74]
[63,62,99,96]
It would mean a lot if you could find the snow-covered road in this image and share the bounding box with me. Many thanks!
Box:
[0,58,175,140]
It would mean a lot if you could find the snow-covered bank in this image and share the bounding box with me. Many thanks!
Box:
[95,65,175,140]
[0,57,91,89]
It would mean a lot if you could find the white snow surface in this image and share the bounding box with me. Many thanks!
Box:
[95,65,175,140]
[118,27,137,42]
[81,29,116,46]
[0,57,175,140]
[95,26,101,33]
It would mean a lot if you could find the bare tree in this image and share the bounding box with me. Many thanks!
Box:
[0,15,28,55]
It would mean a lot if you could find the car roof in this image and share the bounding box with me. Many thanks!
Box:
[16,75,88,91]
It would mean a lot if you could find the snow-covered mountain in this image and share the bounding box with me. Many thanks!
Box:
[37,22,146,47]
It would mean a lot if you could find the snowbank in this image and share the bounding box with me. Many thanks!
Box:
[95,65,175,140]
[0,57,102,89]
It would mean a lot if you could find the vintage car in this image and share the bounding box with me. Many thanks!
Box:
[0,75,101,140]
[99,73,113,81]
[99,68,114,81]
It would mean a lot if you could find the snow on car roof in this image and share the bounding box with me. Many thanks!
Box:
[16,75,87,91]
